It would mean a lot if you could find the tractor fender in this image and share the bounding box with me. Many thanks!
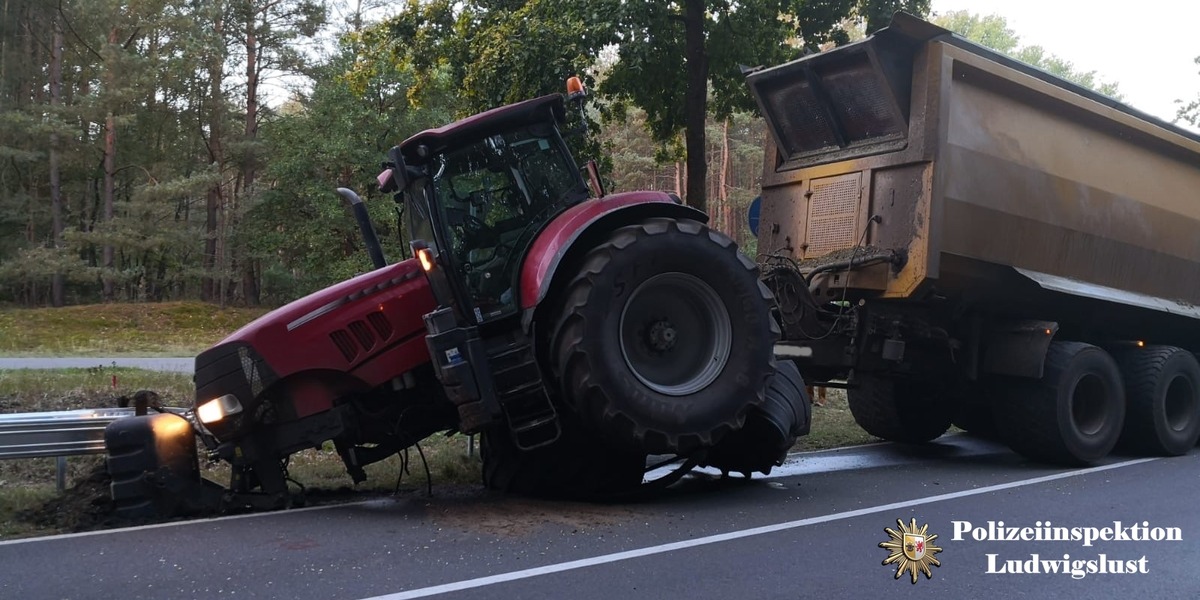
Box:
[519,191,707,317]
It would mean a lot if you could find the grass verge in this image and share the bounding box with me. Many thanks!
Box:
[796,387,878,451]
[0,301,268,357]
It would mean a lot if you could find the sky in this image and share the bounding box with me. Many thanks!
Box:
[929,0,1200,130]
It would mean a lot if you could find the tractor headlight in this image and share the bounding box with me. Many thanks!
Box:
[197,394,243,424]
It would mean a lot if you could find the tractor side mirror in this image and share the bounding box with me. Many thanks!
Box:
[379,146,410,194]
[584,159,605,198]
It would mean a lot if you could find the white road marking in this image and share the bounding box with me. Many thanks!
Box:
[358,457,1160,600]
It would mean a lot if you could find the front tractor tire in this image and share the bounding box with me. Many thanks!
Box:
[104,413,203,519]
[550,217,778,455]
[701,360,811,475]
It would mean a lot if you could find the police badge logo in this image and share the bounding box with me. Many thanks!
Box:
[880,518,943,583]
[903,532,926,561]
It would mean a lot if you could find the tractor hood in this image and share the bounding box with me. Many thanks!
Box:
[193,258,436,412]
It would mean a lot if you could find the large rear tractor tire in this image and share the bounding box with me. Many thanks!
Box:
[700,361,811,475]
[847,374,953,443]
[104,412,201,519]
[1114,345,1200,456]
[995,341,1125,465]
[480,421,646,499]
[549,217,778,455]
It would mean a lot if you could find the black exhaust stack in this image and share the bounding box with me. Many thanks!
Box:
[337,188,387,269]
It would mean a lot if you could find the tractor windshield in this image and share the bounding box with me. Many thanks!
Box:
[430,123,586,322]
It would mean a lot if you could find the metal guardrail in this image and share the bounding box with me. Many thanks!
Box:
[0,407,138,460]
[0,407,189,490]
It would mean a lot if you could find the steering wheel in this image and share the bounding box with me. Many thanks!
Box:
[444,207,486,234]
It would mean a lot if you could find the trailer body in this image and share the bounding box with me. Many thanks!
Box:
[748,13,1200,462]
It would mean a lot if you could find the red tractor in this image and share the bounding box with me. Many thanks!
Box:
[104,81,810,516]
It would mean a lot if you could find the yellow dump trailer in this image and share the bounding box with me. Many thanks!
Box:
[747,13,1200,464]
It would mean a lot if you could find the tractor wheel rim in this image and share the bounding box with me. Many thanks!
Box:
[619,272,732,396]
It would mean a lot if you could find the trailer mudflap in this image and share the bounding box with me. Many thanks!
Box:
[981,320,1059,379]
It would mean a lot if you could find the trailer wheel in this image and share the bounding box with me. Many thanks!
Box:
[700,361,811,475]
[996,342,1125,465]
[549,217,777,454]
[104,413,201,519]
[847,374,952,443]
[1114,345,1200,456]
[480,421,645,498]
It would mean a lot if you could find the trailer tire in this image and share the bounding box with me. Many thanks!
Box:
[996,342,1124,465]
[1114,345,1200,456]
[700,361,811,475]
[104,413,200,519]
[847,374,952,443]
[480,422,645,499]
[549,217,777,454]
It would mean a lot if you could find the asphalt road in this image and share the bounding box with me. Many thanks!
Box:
[0,357,194,373]
[2,435,1195,599]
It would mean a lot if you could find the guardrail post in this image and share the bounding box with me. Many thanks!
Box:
[56,456,67,492]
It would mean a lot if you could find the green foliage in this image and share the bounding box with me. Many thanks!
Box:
[243,42,453,301]
[1178,57,1200,128]
[934,10,1123,99]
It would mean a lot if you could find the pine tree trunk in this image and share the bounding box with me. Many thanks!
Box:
[203,12,226,302]
[0,0,10,94]
[244,20,258,192]
[240,13,261,305]
[682,0,708,212]
[101,27,118,301]
[719,118,730,237]
[49,13,64,307]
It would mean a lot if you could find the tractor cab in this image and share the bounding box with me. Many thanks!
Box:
[386,93,590,327]
[377,90,593,449]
